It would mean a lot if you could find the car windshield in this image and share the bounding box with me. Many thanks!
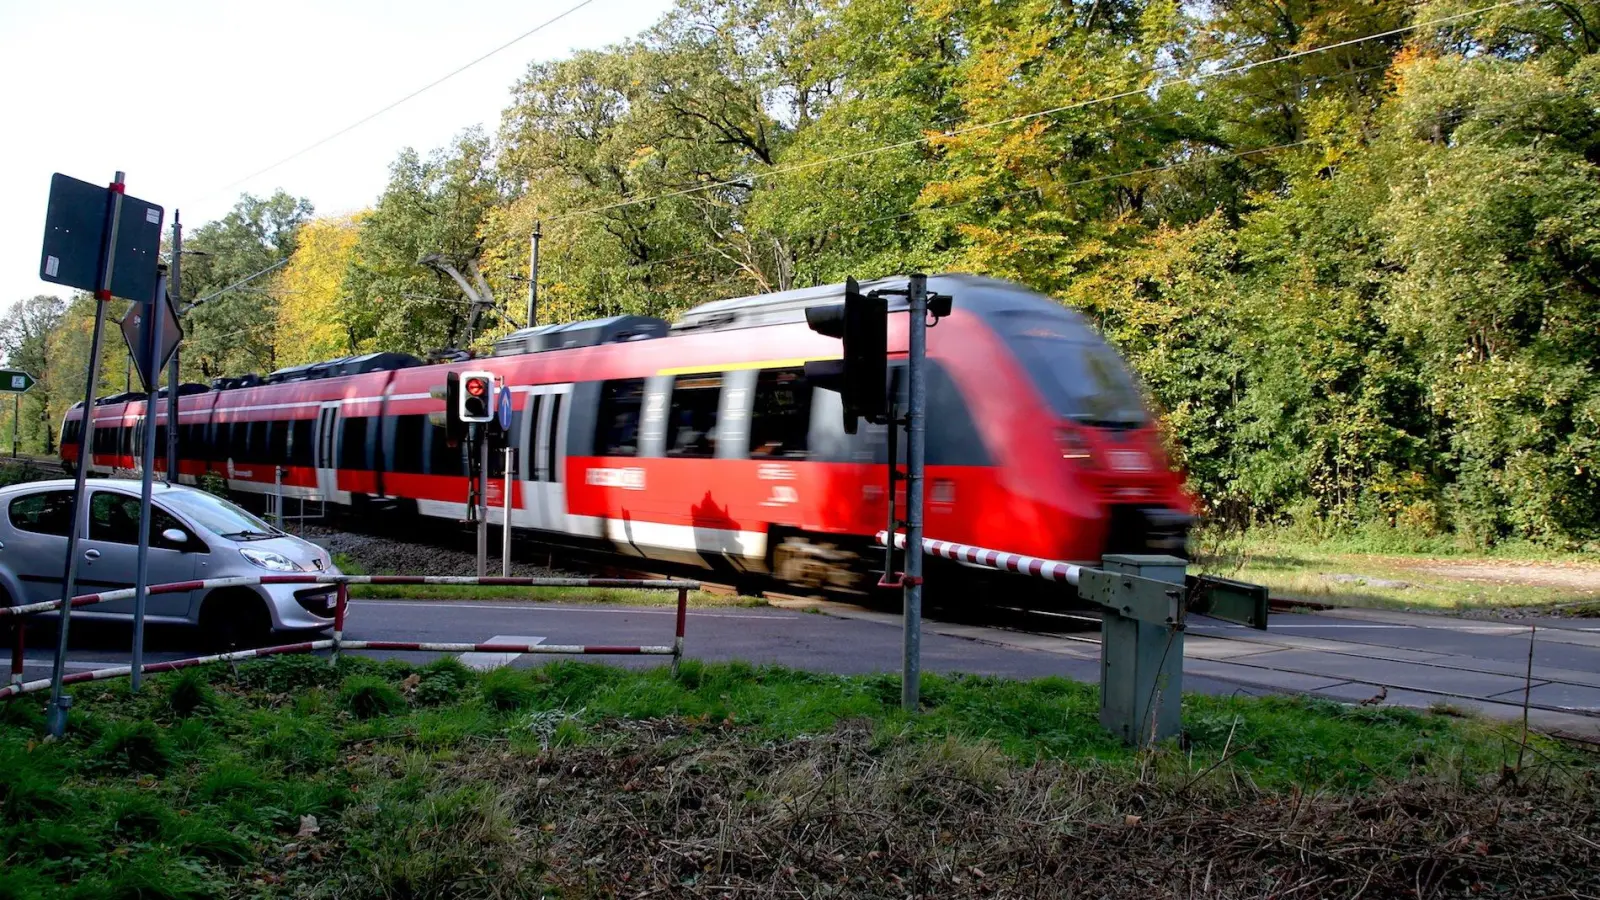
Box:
[160,490,280,540]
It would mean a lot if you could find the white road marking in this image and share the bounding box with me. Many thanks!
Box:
[1193,623,1414,630]
[19,657,150,670]
[458,635,545,671]
[345,599,795,619]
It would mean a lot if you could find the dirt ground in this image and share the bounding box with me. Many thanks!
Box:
[1393,559,1600,591]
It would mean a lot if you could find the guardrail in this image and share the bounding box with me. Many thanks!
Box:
[2,574,698,701]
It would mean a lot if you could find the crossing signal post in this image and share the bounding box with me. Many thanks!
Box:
[458,371,496,576]
[459,371,495,423]
[805,275,948,712]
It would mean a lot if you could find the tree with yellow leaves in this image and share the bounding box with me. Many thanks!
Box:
[274,214,366,367]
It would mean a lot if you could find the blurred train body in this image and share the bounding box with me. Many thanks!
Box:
[62,275,1193,592]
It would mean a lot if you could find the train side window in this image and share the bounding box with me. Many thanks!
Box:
[269,419,289,462]
[595,379,645,457]
[547,394,563,481]
[339,417,369,470]
[288,419,314,467]
[525,395,543,480]
[423,417,463,477]
[666,374,721,459]
[749,368,811,459]
[388,415,425,474]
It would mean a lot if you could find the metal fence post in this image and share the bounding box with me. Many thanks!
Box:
[330,582,348,667]
[9,618,22,686]
[672,586,688,678]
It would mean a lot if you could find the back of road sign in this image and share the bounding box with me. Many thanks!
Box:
[39,173,164,303]
[118,290,183,392]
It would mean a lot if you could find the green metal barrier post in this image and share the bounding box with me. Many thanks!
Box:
[1078,554,1187,746]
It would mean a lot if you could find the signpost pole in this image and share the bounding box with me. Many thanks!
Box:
[477,431,489,578]
[502,446,514,577]
[10,393,17,458]
[130,267,169,692]
[901,274,928,713]
[167,212,182,482]
[46,171,127,738]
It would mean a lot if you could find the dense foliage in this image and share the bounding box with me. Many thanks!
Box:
[5,0,1596,546]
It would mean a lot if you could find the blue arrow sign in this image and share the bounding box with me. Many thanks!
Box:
[497,385,513,432]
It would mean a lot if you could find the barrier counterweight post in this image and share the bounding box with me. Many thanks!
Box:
[330,583,348,667]
[1095,554,1186,746]
[672,586,687,678]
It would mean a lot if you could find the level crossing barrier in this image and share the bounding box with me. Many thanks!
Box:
[2,574,697,702]
[877,531,1268,746]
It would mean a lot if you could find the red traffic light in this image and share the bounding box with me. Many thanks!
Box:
[465,377,488,397]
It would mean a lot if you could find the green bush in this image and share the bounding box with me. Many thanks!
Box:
[91,721,173,774]
[341,675,406,720]
[479,668,535,711]
[164,669,217,718]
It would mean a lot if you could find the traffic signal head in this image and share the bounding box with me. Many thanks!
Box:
[803,277,887,434]
[458,370,495,424]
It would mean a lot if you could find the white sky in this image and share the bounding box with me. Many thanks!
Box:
[0,0,674,310]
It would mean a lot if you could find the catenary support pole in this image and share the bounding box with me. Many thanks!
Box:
[527,222,541,328]
[901,274,928,712]
[130,268,169,692]
[47,171,127,738]
[166,212,181,482]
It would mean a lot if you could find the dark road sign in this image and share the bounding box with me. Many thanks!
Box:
[40,173,164,303]
[119,290,182,391]
[0,370,35,393]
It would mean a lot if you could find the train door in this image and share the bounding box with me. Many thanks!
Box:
[519,384,572,534]
[313,402,348,504]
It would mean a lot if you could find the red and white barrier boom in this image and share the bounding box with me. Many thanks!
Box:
[876,530,1268,746]
[2,574,697,702]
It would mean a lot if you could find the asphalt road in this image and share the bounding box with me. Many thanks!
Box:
[13,599,1600,735]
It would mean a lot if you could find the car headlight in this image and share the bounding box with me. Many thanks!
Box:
[240,548,303,572]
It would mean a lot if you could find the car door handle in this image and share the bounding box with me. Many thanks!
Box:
[84,549,100,561]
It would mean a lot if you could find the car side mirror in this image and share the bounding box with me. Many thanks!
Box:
[161,528,188,545]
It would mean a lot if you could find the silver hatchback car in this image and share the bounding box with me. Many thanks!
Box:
[0,478,341,646]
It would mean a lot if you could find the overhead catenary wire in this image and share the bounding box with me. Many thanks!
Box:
[542,0,1534,225]
[206,0,601,198]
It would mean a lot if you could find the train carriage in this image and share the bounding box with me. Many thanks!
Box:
[62,274,1193,591]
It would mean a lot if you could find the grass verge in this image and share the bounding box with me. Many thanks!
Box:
[331,552,763,607]
[1195,528,1600,612]
[2,656,1595,898]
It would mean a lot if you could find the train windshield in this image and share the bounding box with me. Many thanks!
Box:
[995,312,1147,427]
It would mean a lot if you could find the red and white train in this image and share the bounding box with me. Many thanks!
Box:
[63,274,1194,590]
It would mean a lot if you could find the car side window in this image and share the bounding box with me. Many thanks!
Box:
[88,493,192,551]
[8,490,76,537]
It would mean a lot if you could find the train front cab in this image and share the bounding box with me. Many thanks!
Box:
[927,276,1194,568]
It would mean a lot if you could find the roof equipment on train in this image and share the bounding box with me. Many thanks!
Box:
[264,352,423,385]
[491,315,668,357]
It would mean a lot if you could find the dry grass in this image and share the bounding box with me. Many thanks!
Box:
[295,717,1600,899]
